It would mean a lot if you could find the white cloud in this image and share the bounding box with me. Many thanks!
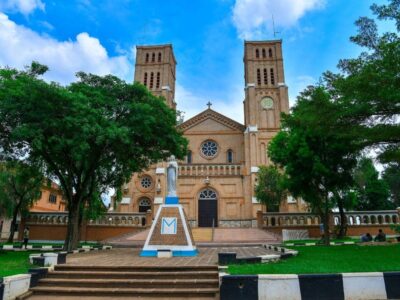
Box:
[175,83,244,124]
[232,0,325,39]
[0,0,45,15]
[0,13,133,84]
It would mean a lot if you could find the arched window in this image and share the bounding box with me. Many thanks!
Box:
[138,197,152,213]
[156,72,161,89]
[262,48,266,58]
[150,72,154,89]
[187,150,192,164]
[270,68,275,85]
[158,52,162,62]
[257,69,261,85]
[199,189,217,200]
[145,53,149,63]
[255,49,259,58]
[151,53,155,62]
[263,68,268,85]
[143,72,148,87]
[268,48,273,58]
[227,149,233,163]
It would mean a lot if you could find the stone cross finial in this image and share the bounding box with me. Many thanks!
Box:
[207,101,212,109]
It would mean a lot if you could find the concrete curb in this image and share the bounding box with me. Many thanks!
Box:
[218,244,297,266]
[0,244,111,251]
[220,272,400,300]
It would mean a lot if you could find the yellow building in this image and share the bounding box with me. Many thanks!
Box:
[114,40,306,227]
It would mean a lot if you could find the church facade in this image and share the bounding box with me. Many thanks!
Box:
[113,40,307,227]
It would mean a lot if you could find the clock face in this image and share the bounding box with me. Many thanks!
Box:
[261,97,274,109]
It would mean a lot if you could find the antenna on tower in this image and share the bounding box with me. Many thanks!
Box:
[272,14,280,38]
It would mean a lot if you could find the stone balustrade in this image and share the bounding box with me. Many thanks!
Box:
[178,164,241,177]
[259,210,399,228]
[260,212,322,227]
[333,210,399,226]
[25,212,148,227]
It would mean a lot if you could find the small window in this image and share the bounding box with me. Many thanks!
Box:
[227,149,233,163]
[151,53,155,62]
[263,68,268,85]
[255,49,259,58]
[144,72,148,86]
[270,68,275,85]
[156,72,160,89]
[145,53,149,63]
[257,69,261,85]
[268,48,273,58]
[150,72,154,89]
[262,48,266,58]
[49,193,57,204]
[187,150,192,164]
[158,52,162,62]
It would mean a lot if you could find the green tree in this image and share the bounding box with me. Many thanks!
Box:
[382,163,400,208]
[0,63,188,250]
[254,165,287,212]
[325,0,400,164]
[268,86,360,245]
[0,161,43,242]
[353,158,393,210]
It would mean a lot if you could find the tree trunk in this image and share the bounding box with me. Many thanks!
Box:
[323,196,331,246]
[64,201,81,251]
[7,202,21,243]
[337,196,347,238]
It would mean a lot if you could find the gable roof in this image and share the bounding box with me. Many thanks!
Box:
[178,108,245,132]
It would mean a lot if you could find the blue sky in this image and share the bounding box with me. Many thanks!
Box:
[0,0,392,123]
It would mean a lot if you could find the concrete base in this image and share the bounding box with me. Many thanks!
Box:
[140,201,197,257]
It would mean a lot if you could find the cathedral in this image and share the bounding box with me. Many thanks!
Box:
[113,40,306,227]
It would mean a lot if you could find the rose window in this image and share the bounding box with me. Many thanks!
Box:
[140,176,152,189]
[201,140,218,158]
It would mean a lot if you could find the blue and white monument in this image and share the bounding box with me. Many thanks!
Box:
[140,156,198,257]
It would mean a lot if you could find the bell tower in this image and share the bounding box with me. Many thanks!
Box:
[134,44,177,109]
[242,40,289,214]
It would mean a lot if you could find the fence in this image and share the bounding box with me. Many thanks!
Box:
[17,211,152,242]
[257,209,400,238]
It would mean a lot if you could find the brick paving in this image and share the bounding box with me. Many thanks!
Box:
[67,247,276,266]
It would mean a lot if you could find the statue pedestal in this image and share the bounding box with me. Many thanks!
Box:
[140,197,197,257]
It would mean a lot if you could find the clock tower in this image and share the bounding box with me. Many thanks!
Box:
[242,40,290,212]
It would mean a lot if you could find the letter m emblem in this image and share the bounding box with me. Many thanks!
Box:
[161,217,177,235]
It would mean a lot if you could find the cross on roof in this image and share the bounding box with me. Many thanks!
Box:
[207,101,212,109]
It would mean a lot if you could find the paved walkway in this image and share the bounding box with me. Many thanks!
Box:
[105,228,280,246]
[67,247,276,266]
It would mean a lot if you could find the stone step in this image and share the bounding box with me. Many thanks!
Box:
[54,265,218,272]
[29,286,220,298]
[48,270,219,279]
[38,278,219,289]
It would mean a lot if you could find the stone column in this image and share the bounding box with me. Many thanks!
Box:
[146,210,153,227]
[257,210,263,228]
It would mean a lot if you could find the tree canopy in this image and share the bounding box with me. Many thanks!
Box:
[0,161,43,242]
[0,63,188,250]
[254,165,287,212]
[353,158,393,211]
[268,86,361,244]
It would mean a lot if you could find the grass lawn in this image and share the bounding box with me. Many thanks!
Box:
[0,251,38,277]
[229,244,400,275]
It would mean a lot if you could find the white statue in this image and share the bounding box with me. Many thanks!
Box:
[167,155,178,197]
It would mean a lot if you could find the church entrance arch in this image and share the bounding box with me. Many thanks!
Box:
[198,189,218,227]
[138,197,152,213]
